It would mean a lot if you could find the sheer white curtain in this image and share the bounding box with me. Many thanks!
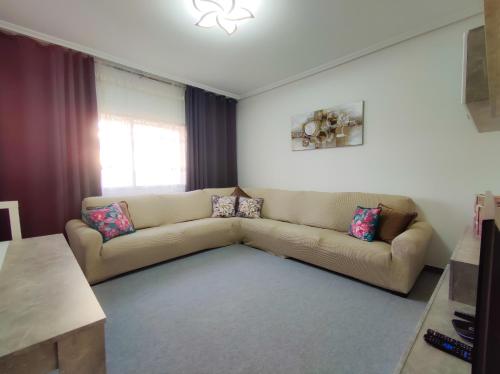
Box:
[95,62,186,196]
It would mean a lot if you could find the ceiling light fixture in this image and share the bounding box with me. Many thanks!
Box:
[192,0,255,35]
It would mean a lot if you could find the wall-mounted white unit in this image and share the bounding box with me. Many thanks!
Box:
[462,1,500,132]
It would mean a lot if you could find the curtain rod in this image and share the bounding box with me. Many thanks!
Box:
[0,22,239,98]
[0,28,186,90]
[96,59,186,90]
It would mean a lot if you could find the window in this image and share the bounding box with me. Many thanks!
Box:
[95,62,186,195]
[98,114,186,195]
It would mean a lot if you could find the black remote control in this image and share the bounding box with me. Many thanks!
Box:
[452,319,475,342]
[454,311,475,323]
[424,329,473,363]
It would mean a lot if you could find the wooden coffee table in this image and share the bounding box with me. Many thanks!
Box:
[0,234,106,374]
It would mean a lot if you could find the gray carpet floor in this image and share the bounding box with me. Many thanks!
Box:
[92,244,440,374]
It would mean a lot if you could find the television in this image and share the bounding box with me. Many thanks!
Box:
[473,212,500,373]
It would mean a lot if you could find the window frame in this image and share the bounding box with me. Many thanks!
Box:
[98,113,186,196]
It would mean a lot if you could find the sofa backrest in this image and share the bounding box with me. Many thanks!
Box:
[82,187,234,229]
[159,188,234,225]
[83,194,164,229]
[245,188,416,232]
[82,187,416,232]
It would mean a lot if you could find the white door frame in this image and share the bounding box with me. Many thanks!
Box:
[0,201,22,240]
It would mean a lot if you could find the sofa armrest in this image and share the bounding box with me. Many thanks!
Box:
[391,221,433,259]
[390,221,433,294]
[65,219,103,275]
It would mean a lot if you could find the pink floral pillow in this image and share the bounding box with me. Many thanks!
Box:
[82,202,135,242]
[348,206,382,242]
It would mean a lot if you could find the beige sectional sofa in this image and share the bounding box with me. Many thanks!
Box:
[66,187,432,294]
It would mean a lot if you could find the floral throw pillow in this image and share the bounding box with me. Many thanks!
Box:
[211,195,237,218]
[348,206,382,242]
[82,202,135,242]
[236,197,264,219]
[85,201,134,227]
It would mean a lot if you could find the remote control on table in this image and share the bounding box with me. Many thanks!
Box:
[452,319,475,342]
[454,311,475,323]
[424,329,473,363]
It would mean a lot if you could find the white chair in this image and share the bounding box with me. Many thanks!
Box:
[0,201,22,240]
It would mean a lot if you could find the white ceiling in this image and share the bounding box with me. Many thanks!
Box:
[0,0,483,98]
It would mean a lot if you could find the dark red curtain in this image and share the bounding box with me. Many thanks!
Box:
[0,31,101,240]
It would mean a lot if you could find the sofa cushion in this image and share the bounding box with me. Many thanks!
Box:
[240,218,280,251]
[211,195,237,218]
[102,218,241,261]
[84,189,416,233]
[83,189,237,229]
[236,197,264,218]
[231,186,251,211]
[242,218,322,255]
[82,202,135,242]
[296,191,416,232]
[317,230,392,268]
[377,203,418,243]
[231,186,251,199]
[316,230,392,288]
[264,220,391,272]
[268,220,322,255]
[241,218,392,289]
[85,201,133,225]
[203,187,235,197]
[159,188,236,224]
[159,190,215,224]
[244,188,302,223]
[83,194,164,230]
[348,206,382,242]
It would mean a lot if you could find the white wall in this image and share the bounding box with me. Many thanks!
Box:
[237,15,500,268]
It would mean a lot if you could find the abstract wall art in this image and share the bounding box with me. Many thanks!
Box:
[291,101,364,151]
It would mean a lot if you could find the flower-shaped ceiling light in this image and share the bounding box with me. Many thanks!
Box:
[192,0,255,35]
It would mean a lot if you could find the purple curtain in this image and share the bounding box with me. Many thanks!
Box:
[185,86,237,191]
[0,31,101,240]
